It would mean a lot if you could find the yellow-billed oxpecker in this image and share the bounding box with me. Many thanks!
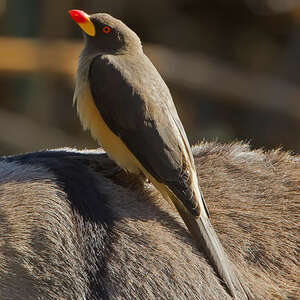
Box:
[69,10,248,299]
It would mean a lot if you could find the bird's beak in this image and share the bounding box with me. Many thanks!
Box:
[68,9,96,37]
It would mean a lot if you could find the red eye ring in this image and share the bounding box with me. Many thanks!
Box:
[102,26,111,34]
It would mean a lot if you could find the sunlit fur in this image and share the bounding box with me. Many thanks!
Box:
[0,142,298,299]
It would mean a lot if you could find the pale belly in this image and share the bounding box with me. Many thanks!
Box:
[74,82,200,215]
[76,84,140,174]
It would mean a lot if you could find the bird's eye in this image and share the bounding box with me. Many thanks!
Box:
[102,26,111,34]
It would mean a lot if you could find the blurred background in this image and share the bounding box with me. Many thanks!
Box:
[0,0,300,156]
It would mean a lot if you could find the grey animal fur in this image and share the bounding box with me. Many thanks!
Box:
[0,141,299,300]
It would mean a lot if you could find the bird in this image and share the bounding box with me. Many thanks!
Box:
[69,9,250,299]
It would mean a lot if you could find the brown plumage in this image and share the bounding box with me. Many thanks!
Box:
[69,10,248,297]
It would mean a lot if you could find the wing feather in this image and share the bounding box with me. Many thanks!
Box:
[89,55,198,215]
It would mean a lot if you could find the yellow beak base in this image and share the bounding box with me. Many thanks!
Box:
[69,9,96,37]
[78,19,96,37]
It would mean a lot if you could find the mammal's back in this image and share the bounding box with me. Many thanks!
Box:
[0,142,298,299]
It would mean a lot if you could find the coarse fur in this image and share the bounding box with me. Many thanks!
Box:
[0,142,299,299]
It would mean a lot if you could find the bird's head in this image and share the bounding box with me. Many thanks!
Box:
[69,10,142,55]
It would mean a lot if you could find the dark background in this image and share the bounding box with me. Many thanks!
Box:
[1,0,299,156]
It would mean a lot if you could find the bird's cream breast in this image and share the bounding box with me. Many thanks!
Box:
[75,81,140,174]
[74,81,179,212]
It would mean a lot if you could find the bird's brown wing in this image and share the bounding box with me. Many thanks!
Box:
[88,55,199,215]
[88,55,251,299]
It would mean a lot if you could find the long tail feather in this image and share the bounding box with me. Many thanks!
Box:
[169,192,252,299]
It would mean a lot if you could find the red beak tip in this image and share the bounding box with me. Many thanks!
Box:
[68,9,88,23]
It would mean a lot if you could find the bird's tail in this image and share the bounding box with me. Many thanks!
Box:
[168,189,252,300]
[144,167,252,299]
